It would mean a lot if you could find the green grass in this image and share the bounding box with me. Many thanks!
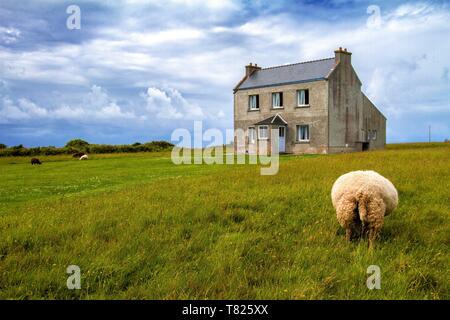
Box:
[0,143,449,299]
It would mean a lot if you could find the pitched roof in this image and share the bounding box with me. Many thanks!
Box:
[254,114,287,126]
[237,58,336,90]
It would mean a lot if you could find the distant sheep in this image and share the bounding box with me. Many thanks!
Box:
[331,170,398,249]
[31,158,42,165]
[79,154,88,160]
[72,152,85,158]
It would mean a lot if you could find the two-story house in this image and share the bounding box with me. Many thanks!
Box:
[233,47,386,154]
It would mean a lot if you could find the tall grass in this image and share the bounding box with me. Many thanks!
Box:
[0,143,448,299]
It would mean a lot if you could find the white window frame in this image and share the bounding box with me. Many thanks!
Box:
[248,95,259,110]
[297,89,310,107]
[272,92,283,109]
[258,125,269,140]
[372,130,377,140]
[297,124,310,142]
[248,127,256,144]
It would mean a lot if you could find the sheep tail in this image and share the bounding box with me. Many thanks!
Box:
[356,191,369,224]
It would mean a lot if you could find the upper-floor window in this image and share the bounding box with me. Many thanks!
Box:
[248,95,259,110]
[297,89,309,107]
[272,92,283,108]
[248,127,256,144]
[297,124,310,142]
[258,125,268,140]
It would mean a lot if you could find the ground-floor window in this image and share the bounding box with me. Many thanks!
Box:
[248,127,256,143]
[258,125,268,140]
[297,124,310,142]
[372,130,377,140]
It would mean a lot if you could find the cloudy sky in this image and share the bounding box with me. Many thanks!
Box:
[0,0,449,147]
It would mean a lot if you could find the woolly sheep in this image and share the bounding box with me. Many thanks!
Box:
[331,170,398,248]
[79,154,88,160]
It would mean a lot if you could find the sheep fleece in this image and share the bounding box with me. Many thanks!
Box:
[331,170,398,233]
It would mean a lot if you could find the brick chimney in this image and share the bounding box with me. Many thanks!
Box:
[334,47,352,65]
[245,63,261,77]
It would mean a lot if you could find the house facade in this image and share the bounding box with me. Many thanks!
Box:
[233,48,386,154]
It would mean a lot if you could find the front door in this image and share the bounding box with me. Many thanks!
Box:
[278,126,286,153]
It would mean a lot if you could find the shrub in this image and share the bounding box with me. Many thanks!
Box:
[0,140,174,157]
[65,139,90,149]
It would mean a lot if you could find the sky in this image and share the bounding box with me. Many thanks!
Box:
[0,0,449,147]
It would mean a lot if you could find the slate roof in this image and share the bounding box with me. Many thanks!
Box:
[237,58,336,90]
[254,114,288,126]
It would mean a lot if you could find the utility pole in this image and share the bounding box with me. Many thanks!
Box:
[428,125,431,143]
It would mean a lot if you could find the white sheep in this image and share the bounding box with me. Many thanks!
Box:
[331,170,398,248]
[79,154,88,160]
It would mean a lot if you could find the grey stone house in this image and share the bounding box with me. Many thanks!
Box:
[233,47,386,154]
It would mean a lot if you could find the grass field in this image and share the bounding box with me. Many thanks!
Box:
[0,143,449,299]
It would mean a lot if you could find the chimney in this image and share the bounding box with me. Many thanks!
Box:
[334,47,352,65]
[245,62,261,77]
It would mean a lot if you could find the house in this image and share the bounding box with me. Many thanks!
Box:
[233,47,386,154]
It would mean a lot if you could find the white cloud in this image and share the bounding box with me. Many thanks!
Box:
[0,46,88,85]
[142,86,205,120]
[17,98,48,117]
[0,27,21,44]
[213,16,301,45]
[0,84,139,124]
[216,110,225,119]
[0,82,207,127]
[54,85,138,122]
[0,97,30,122]
[133,28,204,45]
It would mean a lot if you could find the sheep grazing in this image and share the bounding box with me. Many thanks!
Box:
[72,152,85,158]
[31,158,42,165]
[331,170,398,249]
[79,154,88,160]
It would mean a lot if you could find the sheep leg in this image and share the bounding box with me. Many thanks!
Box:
[361,221,367,239]
[366,198,386,249]
[337,197,358,243]
[345,228,352,242]
[368,228,379,249]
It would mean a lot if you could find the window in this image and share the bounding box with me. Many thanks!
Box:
[248,95,259,110]
[372,130,377,140]
[258,125,268,140]
[272,92,283,108]
[248,127,256,143]
[297,125,310,141]
[297,89,309,106]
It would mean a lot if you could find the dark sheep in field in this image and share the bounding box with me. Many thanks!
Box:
[31,158,42,165]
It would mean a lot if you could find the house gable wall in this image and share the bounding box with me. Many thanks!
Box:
[362,94,386,150]
[327,62,365,153]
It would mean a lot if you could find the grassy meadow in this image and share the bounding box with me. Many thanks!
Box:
[0,143,449,299]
